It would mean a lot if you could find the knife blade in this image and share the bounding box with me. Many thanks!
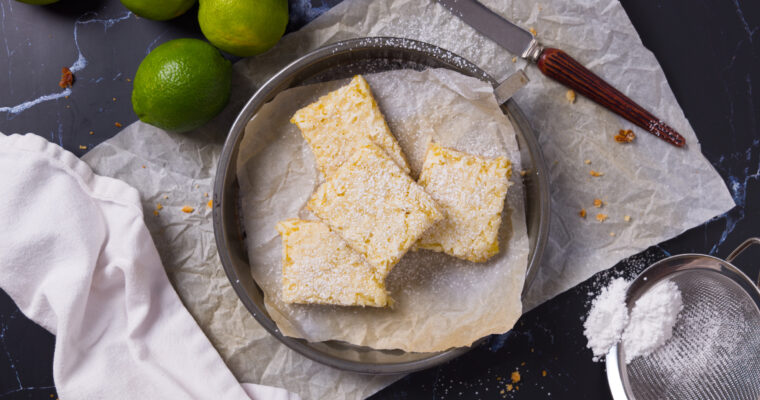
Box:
[436,0,536,58]
[436,0,686,148]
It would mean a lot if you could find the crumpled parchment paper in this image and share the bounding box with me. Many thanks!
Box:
[236,68,528,352]
[82,0,735,398]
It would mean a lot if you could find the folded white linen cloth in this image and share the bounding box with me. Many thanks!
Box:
[0,133,299,400]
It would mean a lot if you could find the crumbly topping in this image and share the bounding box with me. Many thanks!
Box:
[590,170,604,177]
[624,215,631,222]
[307,144,442,277]
[291,75,410,177]
[416,143,511,263]
[596,213,608,222]
[579,209,587,218]
[593,198,603,208]
[181,205,194,213]
[276,219,388,307]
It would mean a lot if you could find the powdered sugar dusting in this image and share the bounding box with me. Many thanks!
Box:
[583,277,630,361]
[622,280,683,363]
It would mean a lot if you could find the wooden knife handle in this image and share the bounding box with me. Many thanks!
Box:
[536,48,686,147]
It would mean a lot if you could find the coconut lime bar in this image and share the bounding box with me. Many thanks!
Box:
[416,143,511,262]
[276,219,388,307]
[307,144,443,277]
[290,75,410,177]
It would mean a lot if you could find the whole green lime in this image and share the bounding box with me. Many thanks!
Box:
[198,0,288,57]
[132,39,231,133]
[15,0,59,5]
[120,0,196,21]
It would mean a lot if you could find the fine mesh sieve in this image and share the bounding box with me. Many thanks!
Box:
[606,237,760,400]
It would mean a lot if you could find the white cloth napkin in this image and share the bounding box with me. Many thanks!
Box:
[0,133,299,400]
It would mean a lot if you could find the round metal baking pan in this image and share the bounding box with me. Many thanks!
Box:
[213,37,550,374]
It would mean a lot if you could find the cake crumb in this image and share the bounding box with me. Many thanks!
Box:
[58,67,74,88]
[511,371,521,384]
[590,170,604,177]
[114,122,122,127]
[610,232,616,237]
[614,129,636,143]
[204,192,209,197]
[624,215,631,222]
[181,205,194,213]
[520,361,526,366]
[542,370,547,377]
[153,210,159,216]
[584,159,591,164]
[506,384,513,391]
[207,200,213,209]
[156,203,163,210]
[141,165,146,169]
[164,195,169,199]
[519,169,528,176]
[89,131,94,135]
[78,145,87,150]
[511,56,517,63]
[112,97,116,102]
[566,89,576,103]
[579,209,587,218]
[593,198,603,208]
[596,213,608,222]
[529,27,537,35]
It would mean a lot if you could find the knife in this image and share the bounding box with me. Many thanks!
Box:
[436,0,686,148]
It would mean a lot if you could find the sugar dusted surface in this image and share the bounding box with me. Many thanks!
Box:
[276,219,388,307]
[307,144,443,277]
[417,143,512,262]
[291,75,410,177]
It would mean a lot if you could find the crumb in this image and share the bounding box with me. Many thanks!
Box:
[511,56,517,63]
[65,105,70,109]
[65,96,69,99]
[530,348,534,352]
[538,4,543,11]
[596,213,608,222]
[542,370,547,377]
[584,159,591,164]
[204,192,208,197]
[624,215,631,222]
[112,97,116,101]
[614,129,636,143]
[566,89,576,104]
[519,169,528,176]
[126,78,132,82]
[506,384,514,391]
[153,210,159,216]
[207,199,213,209]
[521,361,526,366]
[589,170,604,177]
[593,198,603,208]
[610,232,616,236]
[156,203,163,210]
[511,371,521,384]
[141,165,146,169]
[89,131,94,135]
[58,67,74,88]
[500,389,505,395]
[78,145,87,150]
[516,386,519,391]
[579,209,587,218]
[181,205,194,213]
[114,122,122,127]
[164,195,169,199]
[496,376,501,381]
[195,184,200,189]
[529,27,537,35]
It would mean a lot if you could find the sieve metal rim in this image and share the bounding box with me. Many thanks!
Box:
[605,237,760,400]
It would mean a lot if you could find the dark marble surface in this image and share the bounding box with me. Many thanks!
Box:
[0,0,757,399]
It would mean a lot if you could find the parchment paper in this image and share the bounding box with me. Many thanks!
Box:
[81,0,735,398]
[236,68,528,352]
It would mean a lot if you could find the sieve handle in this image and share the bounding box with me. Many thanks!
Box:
[726,237,760,286]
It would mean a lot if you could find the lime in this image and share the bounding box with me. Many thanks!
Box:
[198,0,288,57]
[120,0,196,21]
[15,0,59,5]
[131,38,231,133]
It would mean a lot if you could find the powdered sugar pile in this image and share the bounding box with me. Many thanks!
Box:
[583,277,683,364]
[583,277,630,361]
[621,280,683,363]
